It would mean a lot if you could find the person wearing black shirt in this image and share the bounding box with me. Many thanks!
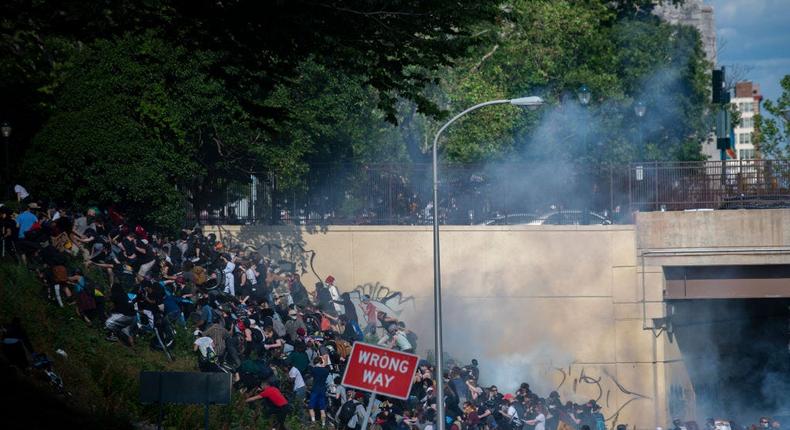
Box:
[135,239,156,281]
[105,283,136,345]
[0,207,17,258]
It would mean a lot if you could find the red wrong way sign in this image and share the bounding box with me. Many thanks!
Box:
[341,342,420,400]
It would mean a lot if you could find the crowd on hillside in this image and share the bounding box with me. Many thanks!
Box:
[0,188,784,430]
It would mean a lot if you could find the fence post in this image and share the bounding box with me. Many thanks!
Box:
[609,165,614,217]
[654,161,659,211]
[626,164,634,215]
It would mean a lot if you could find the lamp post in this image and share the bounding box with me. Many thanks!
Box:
[634,101,646,157]
[431,95,543,430]
[578,86,592,224]
[578,85,591,145]
[578,85,591,106]
[1,122,10,187]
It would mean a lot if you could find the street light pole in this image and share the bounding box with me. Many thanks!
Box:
[634,101,646,157]
[1,123,11,190]
[431,96,542,430]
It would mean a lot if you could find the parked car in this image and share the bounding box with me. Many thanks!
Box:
[527,210,612,225]
[479,213,539,225]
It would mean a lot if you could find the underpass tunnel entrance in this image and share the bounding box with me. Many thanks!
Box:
[664,265,790,423]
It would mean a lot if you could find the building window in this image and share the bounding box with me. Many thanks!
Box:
[739,149,756,159]
[740,117,754,128]
[739,133,752,145]
[739,102,754,113]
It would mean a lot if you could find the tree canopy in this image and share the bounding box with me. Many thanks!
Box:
[755,75,790,159]
[2,0,709,230]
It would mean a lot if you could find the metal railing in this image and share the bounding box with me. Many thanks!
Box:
[183,159,790,226]
[628,159,790,212]
[184,163,628,226]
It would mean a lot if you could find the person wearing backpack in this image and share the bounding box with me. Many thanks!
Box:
[193,330,219,372]
[336,389,366,430]
[501,394,525,430]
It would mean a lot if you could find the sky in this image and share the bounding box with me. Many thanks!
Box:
[706,0,789,103]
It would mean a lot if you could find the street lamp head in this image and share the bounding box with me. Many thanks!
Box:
[634,101,647,118]
[578,85,591,106]
[510,96,544,111]
[0,122,10,138]
[782,108,790,122]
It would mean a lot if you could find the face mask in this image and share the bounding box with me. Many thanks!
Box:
[762,424,769,429]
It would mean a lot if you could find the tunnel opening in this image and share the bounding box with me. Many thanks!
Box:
[667,298,790,424]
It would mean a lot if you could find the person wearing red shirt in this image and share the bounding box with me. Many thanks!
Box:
[246,380,290,429]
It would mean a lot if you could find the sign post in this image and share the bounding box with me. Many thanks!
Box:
[140,372,231,430]
[359,391,377,430]
[341,342,420,428]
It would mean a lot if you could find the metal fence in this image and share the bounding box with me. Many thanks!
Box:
[184,160,790,226]
[628,159,790,212]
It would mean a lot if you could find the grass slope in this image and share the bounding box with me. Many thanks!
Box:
[0,263,270,429]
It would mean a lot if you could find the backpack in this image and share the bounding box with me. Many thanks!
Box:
[338,400,358,426]
[335,339,353,359]
[251,326,265,345]
[510,404,526,429]
[198,341,217,364]
[192,266,208,285]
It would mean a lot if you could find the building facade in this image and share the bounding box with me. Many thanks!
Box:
[653,0,717,64]
[732,81,763,159]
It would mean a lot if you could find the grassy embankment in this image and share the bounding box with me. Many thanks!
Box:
[0,263,284,429]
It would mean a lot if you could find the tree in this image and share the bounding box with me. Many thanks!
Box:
[429,1,710,166]
[754,75,790,159]
[22,33,263,231]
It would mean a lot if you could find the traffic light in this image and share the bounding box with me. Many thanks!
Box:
[712,67,730,104]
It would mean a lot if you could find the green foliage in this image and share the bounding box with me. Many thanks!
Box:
[432,0,711,167]
[4,0,714,226]
[755,75,790,159]
[20,33,265,231]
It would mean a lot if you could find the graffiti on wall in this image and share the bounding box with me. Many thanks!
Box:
[226,231,416,321]
[348,282,416,319]
[554,365,651,428]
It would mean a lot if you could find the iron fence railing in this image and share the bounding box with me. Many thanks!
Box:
[628,159,790,212]
[183,160,790,226]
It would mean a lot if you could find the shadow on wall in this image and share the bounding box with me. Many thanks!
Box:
[213,223,327,282]
[210,223,417,326]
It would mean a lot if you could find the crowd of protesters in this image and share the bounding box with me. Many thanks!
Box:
[0,190,783,430]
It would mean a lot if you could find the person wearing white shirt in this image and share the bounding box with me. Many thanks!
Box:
[324,275,344,315]
[245,264,257,287]
[220,254,235,296]
[526,405,547,430]
[288,364,307,419]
